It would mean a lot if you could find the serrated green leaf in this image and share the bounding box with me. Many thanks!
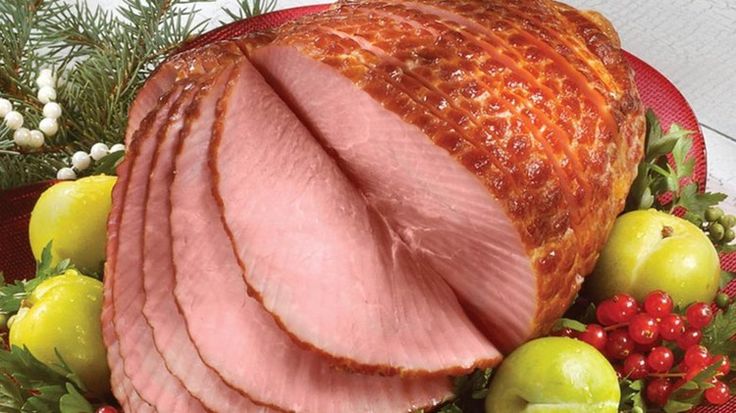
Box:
[676,184,727,218]
[702,305,736,356]
[59,383,93,413]
[0,346,91,413]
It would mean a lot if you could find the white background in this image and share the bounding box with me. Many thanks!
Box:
[86,0,736,211]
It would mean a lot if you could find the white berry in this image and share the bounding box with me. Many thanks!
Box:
[4,111,24,130]
[27,130,45,149]
[39,117,58,136]
[0,98,12,117]
[36,74,54,88]
[39,68,53,77]
[90,143,109,161]
[37,86,56,104]
[13,128,31,147]
[110,143,126,153]
[72,151,91,170]
[42,102,62,119]
[56,167,77,180]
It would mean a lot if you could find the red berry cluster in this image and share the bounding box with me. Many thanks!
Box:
[562,291,731,407]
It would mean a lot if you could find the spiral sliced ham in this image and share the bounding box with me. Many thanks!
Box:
[107,0,645,411]
[170,59,452,412]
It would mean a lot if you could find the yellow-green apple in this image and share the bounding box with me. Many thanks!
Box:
[9,270,110,395]
[586,209,720,306]
[485,337,620,412]
[29,175,116,274]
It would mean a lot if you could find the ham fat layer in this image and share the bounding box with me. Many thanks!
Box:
[107,0,645,410]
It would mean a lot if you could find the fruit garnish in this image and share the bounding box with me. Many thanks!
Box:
[557,289,736,412]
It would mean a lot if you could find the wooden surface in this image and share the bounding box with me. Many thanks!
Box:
[91,0,736,210]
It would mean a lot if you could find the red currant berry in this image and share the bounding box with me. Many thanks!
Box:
[623,353,648,379]
[647,346,674,373]
[96,407,118,413]
[578,324,607,351]
[686,302,714,329]
[644,290,673,317]
[628,313,659,345]
[646,378,672,407]
[596,300,618,326]
[684,345,711,370]
[712,354,731,375]
[605,329,634,360]
[705,380,730,405]
[676,328,702,349]
[610,293,638,323]
[659,314,686,341]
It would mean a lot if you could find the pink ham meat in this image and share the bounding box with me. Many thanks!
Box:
[140,63,275,412]
[170,58,453,412]
[212,47,499,376]
[110,81,208,413]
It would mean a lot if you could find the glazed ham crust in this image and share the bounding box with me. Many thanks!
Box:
[258,0,644,344]
[109,0,645,410]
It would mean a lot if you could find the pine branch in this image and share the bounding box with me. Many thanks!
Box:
[1,0,278,190]
[221,0,278,23]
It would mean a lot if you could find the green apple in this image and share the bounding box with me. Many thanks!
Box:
[485,337,619,412]
[29,175,117,274]
[9,270,110,396]
[586,209,720,306]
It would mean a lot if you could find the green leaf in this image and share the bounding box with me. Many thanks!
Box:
[701,305,736,356]
[552,318,587,332]
[663,399,694,413]
[670,133,694,179]
[619,379,647,413]
[0,242,76,317]
[59,383,93,413]
[90,151,124,176]
[676,184,727,218]
[437,368,494,413]
[0,346,90,413]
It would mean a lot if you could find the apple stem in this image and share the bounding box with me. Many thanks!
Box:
[661,225,674,238]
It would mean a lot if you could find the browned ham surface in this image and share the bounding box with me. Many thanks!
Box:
[109,0,644,411]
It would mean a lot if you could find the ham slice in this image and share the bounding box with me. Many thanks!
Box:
[141,62,275,412]
[104,85,184,409]
[110,82,208,412]
[171,57,453,412]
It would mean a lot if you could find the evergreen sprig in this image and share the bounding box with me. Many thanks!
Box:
[0,0,270,190]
